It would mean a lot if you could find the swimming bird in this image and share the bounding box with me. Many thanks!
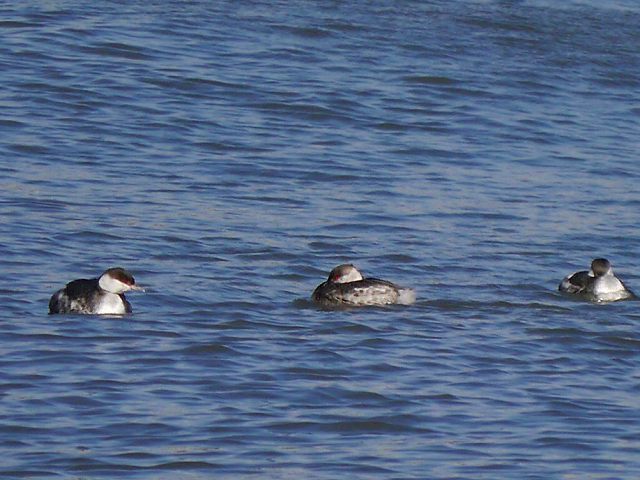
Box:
[49,267,144,314]
[559,258,633,302]
[312,264,416,307]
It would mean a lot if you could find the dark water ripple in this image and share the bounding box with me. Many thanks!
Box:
[2,0,640,478]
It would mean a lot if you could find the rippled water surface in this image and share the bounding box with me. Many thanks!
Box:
[2,1,640,478]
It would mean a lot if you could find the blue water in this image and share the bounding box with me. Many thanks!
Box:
[2,1,640,478]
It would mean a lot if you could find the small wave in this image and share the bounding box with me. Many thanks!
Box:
[403,75,458,85]
[179,343,237,355]
[397,288,417,305]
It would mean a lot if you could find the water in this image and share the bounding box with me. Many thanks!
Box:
[1,1,640,478]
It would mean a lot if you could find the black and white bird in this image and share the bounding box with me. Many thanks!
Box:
[559,258,633,302]
[49,267,144,314]
[312,264,415,307]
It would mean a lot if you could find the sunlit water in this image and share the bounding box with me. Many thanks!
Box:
[2,1,640,478]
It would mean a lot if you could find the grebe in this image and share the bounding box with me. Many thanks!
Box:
[49,267,144,314]
[312,264,415,307]
[559,258,633,302]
